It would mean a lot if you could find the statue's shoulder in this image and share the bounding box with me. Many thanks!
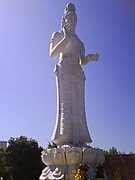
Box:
[75,34,84,47]
[51,31,63,42]
[75,35,85,52]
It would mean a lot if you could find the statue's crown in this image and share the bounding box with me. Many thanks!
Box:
[64,3,76,15]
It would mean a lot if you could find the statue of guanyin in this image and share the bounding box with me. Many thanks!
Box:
[50,3,99,146]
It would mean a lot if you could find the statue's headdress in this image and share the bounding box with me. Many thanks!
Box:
[64,3,76,15]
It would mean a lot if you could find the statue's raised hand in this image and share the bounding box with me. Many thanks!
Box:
[63,27,72,40]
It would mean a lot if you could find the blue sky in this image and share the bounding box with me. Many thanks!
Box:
[0,0,135,153]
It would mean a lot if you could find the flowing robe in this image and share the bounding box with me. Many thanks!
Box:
[51,32,92,145]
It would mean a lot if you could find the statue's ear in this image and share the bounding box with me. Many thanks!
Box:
[62,16,65,22]
[61,16,65,29]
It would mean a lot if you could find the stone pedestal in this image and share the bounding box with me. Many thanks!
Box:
[39,146,105,180]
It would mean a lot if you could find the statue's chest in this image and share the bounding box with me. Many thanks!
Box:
[64,38,82,52]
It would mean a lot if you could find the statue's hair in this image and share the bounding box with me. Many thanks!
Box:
[61,3,77,30]
[64,3,76,15]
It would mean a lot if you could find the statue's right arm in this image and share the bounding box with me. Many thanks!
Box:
[50,31,70,59]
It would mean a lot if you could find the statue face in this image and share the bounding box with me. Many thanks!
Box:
[62,12,77,31]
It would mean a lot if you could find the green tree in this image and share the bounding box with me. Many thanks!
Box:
[0,148,10,180]
[105,146,119,156]
[0,148,5,177]
[48,141,57,149]
[6,136,43,180]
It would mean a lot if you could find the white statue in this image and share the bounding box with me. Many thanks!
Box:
[50,3,99,146]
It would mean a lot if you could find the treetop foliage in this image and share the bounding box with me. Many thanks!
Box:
[0,136,43,180]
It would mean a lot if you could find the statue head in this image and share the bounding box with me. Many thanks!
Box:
[61,3,77,32]
[64,3,76,14]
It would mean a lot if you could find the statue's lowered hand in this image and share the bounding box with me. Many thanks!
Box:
[86,53,99,62]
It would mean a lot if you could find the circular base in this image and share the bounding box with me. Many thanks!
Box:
[39,146,105,180]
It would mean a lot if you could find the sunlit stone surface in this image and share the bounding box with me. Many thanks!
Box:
[40,3,104,180]
[40,147,105,180]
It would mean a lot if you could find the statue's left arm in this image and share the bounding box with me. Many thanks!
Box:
[80,43,99,66]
